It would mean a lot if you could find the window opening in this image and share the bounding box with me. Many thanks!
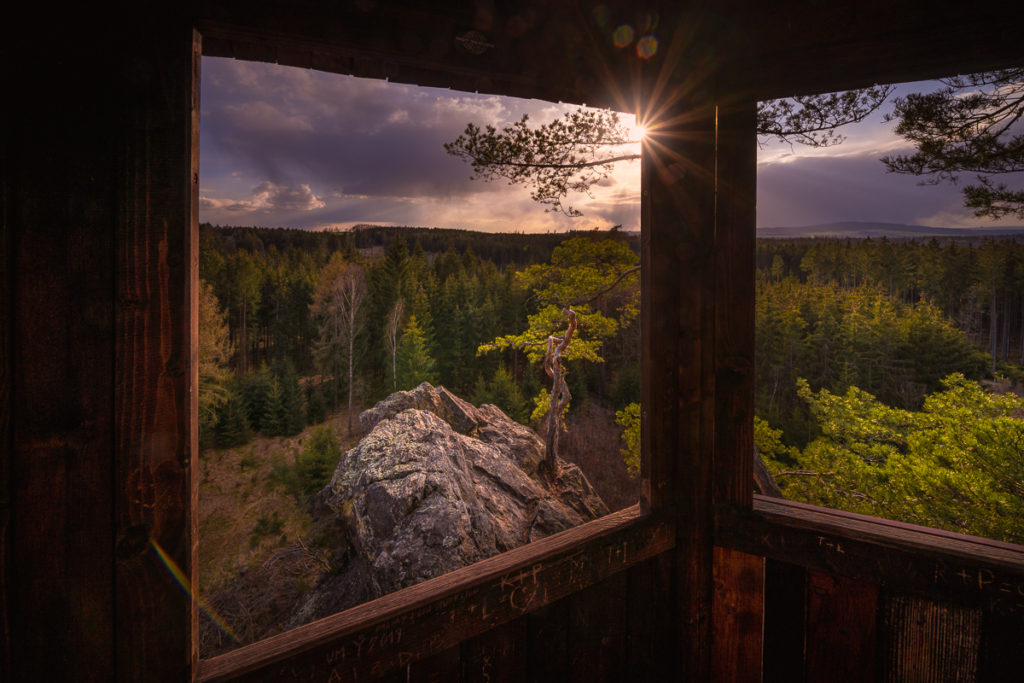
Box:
[754,70,1024,547]
[197,56,643,655]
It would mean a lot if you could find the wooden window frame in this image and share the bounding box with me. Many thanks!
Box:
[192,25,685,681]
[170,13,1024,682]
[709,63,1024,615]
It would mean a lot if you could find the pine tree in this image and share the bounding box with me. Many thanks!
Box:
[215,383,253,448]
[396,315,439,390]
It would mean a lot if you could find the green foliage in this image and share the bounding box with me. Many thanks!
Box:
[756,278,988,446]
[883,69,1024,219]
[395,315,439,390]
[215,382,252,449]
[198,278,232,450]
[615,402,641,476]
[470,367,530,423]
[479,237,638,367]
[611,364,641,411]
[305,382,326,425]
[767,374,1024,544]
[262,360,305,437]
[289,427,343,502]
[249,512,285,548]
[754,416,799,465]
[530,388,569,427]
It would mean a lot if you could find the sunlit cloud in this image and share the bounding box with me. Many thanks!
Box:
[201,181,325,214]
[200,56,641,232]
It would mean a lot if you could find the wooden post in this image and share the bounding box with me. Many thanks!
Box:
[640,15,720,675]
[113,23,200,680]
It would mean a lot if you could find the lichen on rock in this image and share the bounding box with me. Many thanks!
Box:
[290,383,608,625]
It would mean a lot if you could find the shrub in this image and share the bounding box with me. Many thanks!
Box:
[291,426,342,502]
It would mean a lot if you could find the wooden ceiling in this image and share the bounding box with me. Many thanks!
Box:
[196,1,1024,110]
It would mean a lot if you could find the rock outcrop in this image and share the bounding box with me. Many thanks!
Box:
[289,383,608,625]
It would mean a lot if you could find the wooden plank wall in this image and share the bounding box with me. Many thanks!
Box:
[713,552,1024,683]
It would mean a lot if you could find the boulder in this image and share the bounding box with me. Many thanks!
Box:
[289,383,608,625]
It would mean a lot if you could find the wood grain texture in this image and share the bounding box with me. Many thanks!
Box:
[524,597,570,681]
[113,22,198,681]
[460,619,527,683]
[199,508,672,681]
[712,546,765,683]
[567,570,629,682]
[713,101,757,509]
[626,555,674,681]
[804,571,878,683]
[640,9,722,677]
[196,1,636,110]
[879,594,980,682]
[408,644,461,683]
[717,498,1024,615]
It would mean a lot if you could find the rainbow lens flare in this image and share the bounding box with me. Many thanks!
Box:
[150,538,240,644]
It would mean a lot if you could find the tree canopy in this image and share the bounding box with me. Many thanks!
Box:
[445,87,893,216]
[760,374,1024,544]
[883,69,1024,219]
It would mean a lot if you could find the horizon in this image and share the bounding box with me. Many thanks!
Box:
[200,58,1024,233]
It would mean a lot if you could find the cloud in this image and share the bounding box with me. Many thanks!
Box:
[202,181,325,214]
[758,149,981,228]
[199,56,641,232]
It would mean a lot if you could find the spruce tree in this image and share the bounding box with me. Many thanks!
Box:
[396,315,438,390]
[215,384,253,448]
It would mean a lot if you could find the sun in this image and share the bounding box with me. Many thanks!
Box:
[628,120,648,142]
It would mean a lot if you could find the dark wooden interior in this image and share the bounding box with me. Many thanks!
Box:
[4,1,1024,680]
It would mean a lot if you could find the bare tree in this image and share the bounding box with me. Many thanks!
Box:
[311,255,366,433]
[385,298,405,393]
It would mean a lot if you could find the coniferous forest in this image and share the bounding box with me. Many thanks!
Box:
[199,225,1024,565]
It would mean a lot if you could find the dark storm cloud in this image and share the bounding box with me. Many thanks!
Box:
[756,152,992,228]
[200,57,507,201]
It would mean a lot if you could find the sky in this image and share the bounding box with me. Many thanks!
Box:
[199,56,1023,232]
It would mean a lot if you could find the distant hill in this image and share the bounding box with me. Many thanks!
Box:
[757,221,1024,239]
[201,223,639,270]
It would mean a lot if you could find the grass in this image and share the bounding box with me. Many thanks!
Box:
[196,406,364,656]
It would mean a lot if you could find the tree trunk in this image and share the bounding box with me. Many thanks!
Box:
[542,308,576,474]
[991,280,998,373]
[347,329,355,434]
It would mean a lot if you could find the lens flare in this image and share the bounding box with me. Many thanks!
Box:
[150,538,240,643]
[636,35,659,59]
[612,24,635,48]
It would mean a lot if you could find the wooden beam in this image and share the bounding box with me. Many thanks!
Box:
[113,23,198,681]
[199,507,672,681]
[804,571,878,683]
[713,99,757,508]
[641,30,720,683]
[717,497,1024,616]
[712,547,765,682]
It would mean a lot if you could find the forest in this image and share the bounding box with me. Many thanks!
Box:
[757,236,1024,544]
[199,224,1024,552]
[198,224,642,507]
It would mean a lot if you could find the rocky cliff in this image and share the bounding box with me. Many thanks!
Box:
[288,383,608,625]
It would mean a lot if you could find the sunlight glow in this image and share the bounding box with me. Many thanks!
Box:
[629,121,648,142]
